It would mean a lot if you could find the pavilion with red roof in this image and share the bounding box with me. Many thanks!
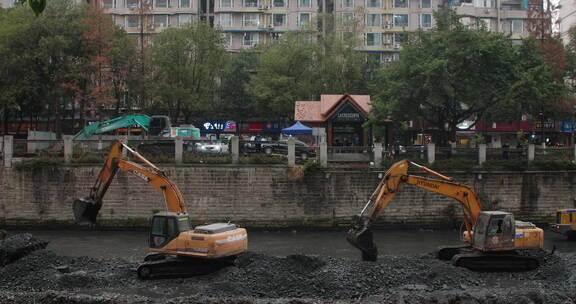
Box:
[294,94,371,146]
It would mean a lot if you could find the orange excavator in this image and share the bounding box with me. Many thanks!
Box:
[73,141,248,279]
[347,160,544,271]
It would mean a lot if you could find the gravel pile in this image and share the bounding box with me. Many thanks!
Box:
[1,234,576,303]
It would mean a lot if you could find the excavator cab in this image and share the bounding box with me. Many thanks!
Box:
[472,212,515,252]
[149,212,190,249]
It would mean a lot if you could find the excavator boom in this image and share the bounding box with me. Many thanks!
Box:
[73,141,186,226]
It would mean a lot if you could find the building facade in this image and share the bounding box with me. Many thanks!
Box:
[558,0,576,45]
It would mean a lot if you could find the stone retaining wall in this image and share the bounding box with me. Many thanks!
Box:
[0,165,574,228]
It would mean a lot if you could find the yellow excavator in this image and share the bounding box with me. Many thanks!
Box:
[550,209,576,240]
[73,141,248,279]
[347,160,544,271]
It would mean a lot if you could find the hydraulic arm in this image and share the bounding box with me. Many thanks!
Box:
[73,141,185,225]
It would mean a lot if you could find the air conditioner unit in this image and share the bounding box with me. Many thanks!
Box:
[384,58,392,62]
[383,39,392,44]
[393,43,401,49]
[267,24,274,29]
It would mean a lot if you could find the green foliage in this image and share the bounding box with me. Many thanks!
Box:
[370,8,565,145]
[219,51,258,120]
[303,159,321,173]
[429,159,476,172]
[239,155,286,165]
[530,160,576,171]
[149,22,228,122]
[184,155,232,164]
[14,157,61,171]
[249,30,370,120]
[481,160,528,171]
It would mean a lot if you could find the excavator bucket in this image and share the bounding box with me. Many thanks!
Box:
[73,197,102,226]
[346,216,378,261]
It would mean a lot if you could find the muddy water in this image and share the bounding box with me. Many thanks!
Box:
[11,229,576,262]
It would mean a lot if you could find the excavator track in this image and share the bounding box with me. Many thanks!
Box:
[451,252,539,272]
[136,255,236,279]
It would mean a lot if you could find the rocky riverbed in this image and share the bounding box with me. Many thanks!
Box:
[1,233,576,303]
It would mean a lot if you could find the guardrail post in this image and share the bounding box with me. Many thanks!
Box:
[121,136,128,158]
[3,136,13,168]
[320,136,328,168]
[231,136,239,164]
[478,144,486,165]
[27,131,36,154]
[374,142,383,168]
[288,137,295,167]
[63,135,73,163]
[426,143,435,164]
[175,136,183,164]
[528,144,535,161]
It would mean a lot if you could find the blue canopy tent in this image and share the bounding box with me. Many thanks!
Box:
[281,121,312,135]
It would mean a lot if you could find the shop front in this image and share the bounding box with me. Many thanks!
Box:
[294,94,371,147]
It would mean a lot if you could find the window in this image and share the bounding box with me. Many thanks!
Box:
[179,14,192,26]
[273,0,285,7]
[481,18,491,30]
[243,32,259,46]
[126,15,139,28]
[126,0,139,8]
[102,0,115,8]
[154,15,168,28]
[393,0,407,8]
[244,0,258,7]
[273,14,286,27]
[420,0,431,8]
[342,0,354,7]
[243,13,259,26]
[365,33,381,46]
[180,0,190,7]
[299,13,310,27]
[393,14,408,27]
[223,33,232,48]
[366,14,381,27]
[221,0,232,7]
[511,19,523,34]
[460,16,471,27]
[155,0,168,8]
[341,12,354,25]
[420,13,431,28]
[220,13,232,26]
[475,0,492,7]
[366,0,380,7]
[299,0,311,7]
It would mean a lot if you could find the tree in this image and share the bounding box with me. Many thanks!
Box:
[149,21,228,123]
[218,50,258,120]
[370,9,538,145]
[248,23,370,120]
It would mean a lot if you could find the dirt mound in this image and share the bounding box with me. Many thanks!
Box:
[0,233,48,266]
[1,234,576,303]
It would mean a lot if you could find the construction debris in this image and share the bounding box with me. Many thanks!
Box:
[0,234,575,303]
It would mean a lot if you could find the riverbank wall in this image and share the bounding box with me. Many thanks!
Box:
[0,165,574,228]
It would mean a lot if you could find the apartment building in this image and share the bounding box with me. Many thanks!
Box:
[558,0,576,45]
[336,0,530,62]
[0,0,531,56]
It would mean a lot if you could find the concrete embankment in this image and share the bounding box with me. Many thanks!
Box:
[1,166,574,228]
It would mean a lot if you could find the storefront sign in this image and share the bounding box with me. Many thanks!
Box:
[199,121,236,132]
[332,103,366,122]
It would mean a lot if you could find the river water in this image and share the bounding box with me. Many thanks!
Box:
[10,229,576,262]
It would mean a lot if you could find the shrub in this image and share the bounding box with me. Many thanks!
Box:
[481,160,528,171]
[529,160,576,171]
[239,155,286,165]
[14,157,62,171]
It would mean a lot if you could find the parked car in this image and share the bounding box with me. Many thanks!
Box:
[261,139,316,161]
[194,140,229,154]
[242,136,269,154]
